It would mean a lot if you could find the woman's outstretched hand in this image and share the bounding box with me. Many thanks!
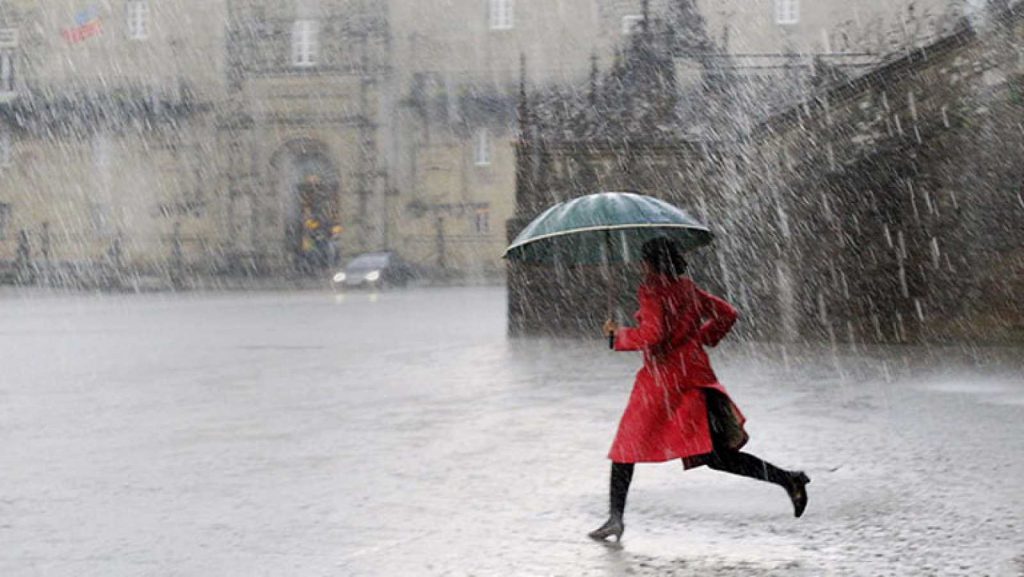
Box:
[603,319,619,337]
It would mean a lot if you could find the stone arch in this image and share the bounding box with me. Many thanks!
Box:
[269,138,342,272]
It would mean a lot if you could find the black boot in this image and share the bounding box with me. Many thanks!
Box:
[589,462,633,542]
[588,515,624,542]
[787,471,810,518]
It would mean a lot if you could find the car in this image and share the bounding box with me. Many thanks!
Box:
[331,251,415,290]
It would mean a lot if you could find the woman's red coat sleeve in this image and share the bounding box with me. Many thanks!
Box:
[614,290,664,351]
[697,289,738,347]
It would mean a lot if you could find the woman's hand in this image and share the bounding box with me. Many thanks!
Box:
[603,319,619,337]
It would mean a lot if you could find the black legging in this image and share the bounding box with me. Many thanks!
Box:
[609,461,635,519]
[607,449,792,519]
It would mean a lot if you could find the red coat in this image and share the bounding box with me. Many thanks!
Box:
[608,274,747,464]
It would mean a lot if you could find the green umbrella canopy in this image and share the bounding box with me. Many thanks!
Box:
[503,192,713,265]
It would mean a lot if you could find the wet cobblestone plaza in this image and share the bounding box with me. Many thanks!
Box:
[2,288,1022,576]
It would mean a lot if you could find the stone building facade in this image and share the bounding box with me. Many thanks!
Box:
[0,0,606,285]
[216,0,393,275]
[0,0,961,288]
[0,0,227,286]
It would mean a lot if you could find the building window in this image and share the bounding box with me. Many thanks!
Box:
[489,0,514,30]
[474,207,491,234]
[292,20,319,67]
[0,203,10,240]
[0,50,14,94]
[90,203,114,238]
[622,15,644,35]
[0,128,11,167]
[92,132,112,170]
[126,0,150,40]
[775,0,799,25]
[474,128,491,166]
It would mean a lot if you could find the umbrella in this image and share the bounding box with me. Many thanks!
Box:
[503,191,714,346]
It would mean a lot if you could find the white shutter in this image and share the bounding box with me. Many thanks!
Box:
[291,21,303,65]
[308,21,320,64]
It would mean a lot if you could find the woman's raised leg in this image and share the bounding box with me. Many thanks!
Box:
[704,451,810,517]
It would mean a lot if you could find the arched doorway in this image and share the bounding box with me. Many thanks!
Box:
[270,139,342,274]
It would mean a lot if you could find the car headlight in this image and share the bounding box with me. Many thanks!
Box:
[364,270,381,282]
[332,272,347,283]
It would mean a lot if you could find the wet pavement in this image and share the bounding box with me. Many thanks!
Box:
[1,287,1022,576]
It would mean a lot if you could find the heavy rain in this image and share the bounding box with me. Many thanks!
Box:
[1,1,1022,576]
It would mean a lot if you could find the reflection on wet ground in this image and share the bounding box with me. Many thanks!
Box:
[1,288,1021,576]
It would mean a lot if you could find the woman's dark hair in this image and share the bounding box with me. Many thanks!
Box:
[641,237,688,277]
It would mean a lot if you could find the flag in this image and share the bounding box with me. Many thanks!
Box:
[62,6,102,44]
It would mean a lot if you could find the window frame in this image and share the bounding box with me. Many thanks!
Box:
[474,128,491,166]
[291,19,320,68]
[0,50,14,94]
[622,14,644,35]
[474,207,491,235]
[90,203,114,238]
[0,128,11,168]
[489,0,514,31]
[775,0,799,25]
[92,132,112,170]
[0,202,10,241]
[126,0,150,41]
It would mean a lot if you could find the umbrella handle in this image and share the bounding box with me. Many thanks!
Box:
[604,229,616,351]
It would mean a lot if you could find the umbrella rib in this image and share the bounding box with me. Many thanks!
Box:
[503,223,712,257]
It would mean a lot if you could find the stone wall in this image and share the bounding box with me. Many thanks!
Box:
[749,12,1024,343]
